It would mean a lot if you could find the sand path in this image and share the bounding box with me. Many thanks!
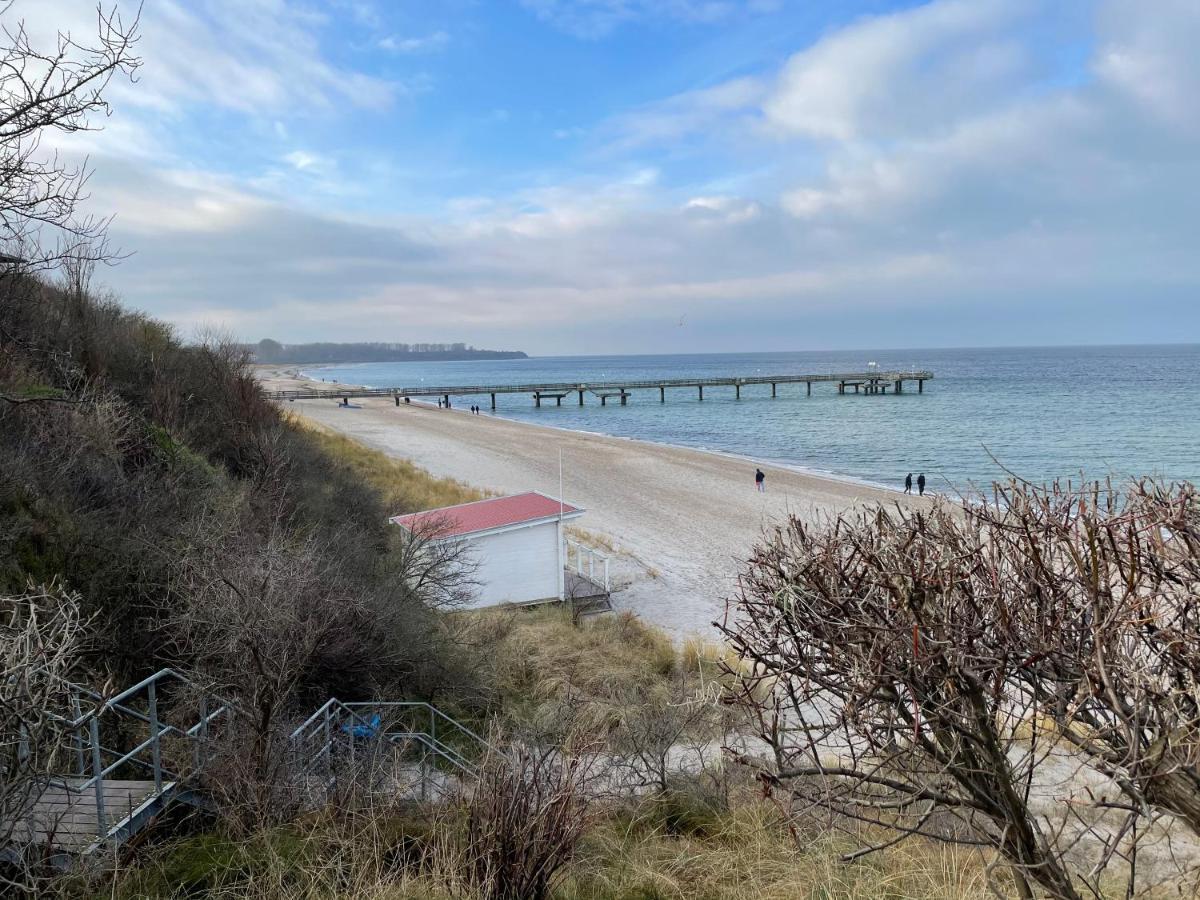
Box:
[262,370,929,638]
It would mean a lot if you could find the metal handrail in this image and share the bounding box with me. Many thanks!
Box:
[345,701,497,755]
[28,670,493,849]
[37,668,240,845]
[289,698,497,797]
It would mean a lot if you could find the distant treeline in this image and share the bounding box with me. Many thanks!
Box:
[251,339,528,364]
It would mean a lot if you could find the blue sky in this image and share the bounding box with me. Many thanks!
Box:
[20,0,1200,354]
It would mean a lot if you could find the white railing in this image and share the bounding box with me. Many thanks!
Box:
[565,539,610,592]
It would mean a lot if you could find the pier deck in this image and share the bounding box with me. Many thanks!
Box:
[266,370,933,409]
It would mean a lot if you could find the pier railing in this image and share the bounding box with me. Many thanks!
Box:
[265,370,934,404]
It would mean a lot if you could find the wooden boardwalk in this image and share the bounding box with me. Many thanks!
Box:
[266,369,934,410]
[6,779,170,854]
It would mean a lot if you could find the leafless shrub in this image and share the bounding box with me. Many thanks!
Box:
[391,516,479,611]
[168,511,362,831]
[0,584,85,890]
[978,481,1200,861]
[462,741,598,900]
[720,479,1200,899]
[605,671,733,805]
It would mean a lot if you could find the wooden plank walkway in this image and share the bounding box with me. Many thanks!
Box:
[6,780,168,853]
[265,370,934,408]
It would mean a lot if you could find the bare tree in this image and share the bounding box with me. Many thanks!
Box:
[462,740,598,900]
[977,481,1200,840]
[721,500,1084,898]
[721,479,1200,898]
[389,515,479,611]
[0,1,140,273]
[168,510,358,830]
[0,584,86,890]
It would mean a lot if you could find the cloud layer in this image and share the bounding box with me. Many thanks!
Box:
[14,0,1200,352]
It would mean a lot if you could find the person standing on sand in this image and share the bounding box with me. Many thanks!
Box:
[904,473,913,494]
[918,473,926,496]
[755,468,765,492]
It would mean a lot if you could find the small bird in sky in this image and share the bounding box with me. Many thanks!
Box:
[677,315,686,327]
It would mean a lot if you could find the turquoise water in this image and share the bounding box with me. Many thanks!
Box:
[308,345,1200,495]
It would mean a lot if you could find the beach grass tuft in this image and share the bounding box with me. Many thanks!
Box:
[288,413,486,513]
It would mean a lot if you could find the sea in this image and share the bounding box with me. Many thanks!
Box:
[305,344,1200,496]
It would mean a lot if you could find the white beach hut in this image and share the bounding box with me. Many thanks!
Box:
[389,492,585,609]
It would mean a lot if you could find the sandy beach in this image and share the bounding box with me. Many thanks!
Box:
[260,368,929,638]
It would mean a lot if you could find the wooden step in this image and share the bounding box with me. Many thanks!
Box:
[6,779,171,853]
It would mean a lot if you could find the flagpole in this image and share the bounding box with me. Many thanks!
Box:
[557,448,565,602]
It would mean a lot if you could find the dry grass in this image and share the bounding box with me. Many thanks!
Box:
[564,526,636,561]
[289,413,485,513]
[562,801,1000,900]
[95,799,1013,900]
[466,606,678,730]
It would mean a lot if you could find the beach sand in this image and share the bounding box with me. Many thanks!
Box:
[260,368,928,638]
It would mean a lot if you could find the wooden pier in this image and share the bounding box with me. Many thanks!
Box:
[266,370,934,410]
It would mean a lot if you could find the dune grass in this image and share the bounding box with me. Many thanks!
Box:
[289,413,485,514]
[98,798,1005,900]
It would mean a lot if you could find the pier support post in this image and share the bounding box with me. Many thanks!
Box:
[807,382,812,396]
[579,390,584,406]
[557,395,562,406]
[895,380,902,393]
[535,393,541,408]
[491,393,496,410]
[601,395,606,406]
[736,384,741,400]
[620,392,628,406]
[771,383,776,398]
[918,380,924,394]
[443,395,451,408]
[838,382,844,395]
[660,386,665,402]
[698,385,704,401]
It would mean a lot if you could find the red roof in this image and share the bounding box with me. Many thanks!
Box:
[389,492,583,540]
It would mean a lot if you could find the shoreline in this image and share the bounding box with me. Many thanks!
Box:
[257,365,930,638]
[279,364,924,502]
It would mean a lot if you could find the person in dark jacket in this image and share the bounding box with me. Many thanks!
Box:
[904,473,913,494]
[755,468,766,492]
[917,473,926,496]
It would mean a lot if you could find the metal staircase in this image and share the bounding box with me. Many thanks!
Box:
[4,669,492,862]
[290,699,495,804]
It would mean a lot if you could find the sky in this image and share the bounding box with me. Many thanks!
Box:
[16,0,1200,354]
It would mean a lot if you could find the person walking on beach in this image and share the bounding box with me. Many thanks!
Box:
[904,473,913,494]
[917,473,926,496]
[755,468,765,492]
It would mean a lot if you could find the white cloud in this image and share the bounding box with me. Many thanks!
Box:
[379,30,449,53]
[520,0,783,38]
[283,150,337,175]
[762,0,1031,141]
[1092,0,1200,132]
[36,0,1200,351]
[12,0,396,118]
[605,77,766,151]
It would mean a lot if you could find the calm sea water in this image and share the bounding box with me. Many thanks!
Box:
[308,345,1200,495]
